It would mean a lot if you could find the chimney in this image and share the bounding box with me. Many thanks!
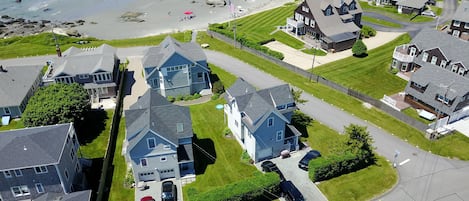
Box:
[56,44,62,57]
[0,65,7,73]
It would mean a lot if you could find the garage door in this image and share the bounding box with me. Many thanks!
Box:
[139,171,157,181]
[257,148,272,161]
[159,168,176,180]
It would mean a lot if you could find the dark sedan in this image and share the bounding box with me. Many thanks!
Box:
[298,150,321,171]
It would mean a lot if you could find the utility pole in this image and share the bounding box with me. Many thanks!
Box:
[309,44,317,82]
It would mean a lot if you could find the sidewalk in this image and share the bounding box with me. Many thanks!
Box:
[264,31,405,70]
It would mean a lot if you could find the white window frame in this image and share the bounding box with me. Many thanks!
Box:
[140,158,148,167]
[267,117,274,127]
[430,56,437,65]
[70,149,75,160]
[409,47,416,56]
[311,19,315,28]
[422,52,428,62]
[147,138,156,149]
[3,107,10,114]
[437,94,449,104]
[14,169,22,177]
[440,60,447,68]
[160,156,167,162]
[304,17,310,26]
[35,183,45,193]
[64,169,69,181]
[350,2,356,10]
[458,67,465,75]
[453,20,461,27]
[163,145,170,150]
[453,30,460,37]
[11,185,30,197]
[34,166,48,174]
[325,8,331,16]
[465,23,469,29]
[3,170,12,178]
[452,64,458,72]
[78,74,89,79]
[276,131,284,141]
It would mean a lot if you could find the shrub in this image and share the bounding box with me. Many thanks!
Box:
[308,152,374,182]
[223,127,232,136]
[123,170,134,189]
[167,96,175,102]
[193,93,202,99]
[352,39,367,57]
[390,67,399,74]
[189,173,280,201]
[211,93,220,100]
[176,95,184,101]
[360,25,376,38]
[212,80,225,94]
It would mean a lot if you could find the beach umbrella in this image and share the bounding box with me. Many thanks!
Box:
[184,11,193,15]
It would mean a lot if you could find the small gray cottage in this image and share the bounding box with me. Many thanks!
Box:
[141,36,211,97]
[123,89,195,182]
[224,78,300,162]
[43,44,120,103]
[0,123,89,201]
[0,65,42,118]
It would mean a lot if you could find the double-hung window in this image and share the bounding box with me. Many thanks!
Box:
[147,138,156,149]
[11,185,30,197]
[35,166,48,174]
[35,183,45,193]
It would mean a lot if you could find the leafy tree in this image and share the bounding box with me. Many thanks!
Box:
[344,124,375,162]
[22,83,90,127]
[291,88,307,104]
[212,80,224,95]
[360,25,376,38]
[352,39,367,57]
[291,110,313,128]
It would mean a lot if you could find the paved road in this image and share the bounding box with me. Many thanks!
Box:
[204,50,469,201]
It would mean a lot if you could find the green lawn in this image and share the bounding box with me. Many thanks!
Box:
[196,31,469,160]
[313,34,410,99]
[0,119,24,131]
[360,2,435,23]
[79,110,114,159]
[108,117,134,201]
[0,32,189,59]
[401,108,433,125]
[361,16,403,28]
[301,48,328,56]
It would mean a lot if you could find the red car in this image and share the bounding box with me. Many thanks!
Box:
[141,196,156,201]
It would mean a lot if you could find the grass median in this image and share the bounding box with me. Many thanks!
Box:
[196,31,469,160]
[362,16,403,28]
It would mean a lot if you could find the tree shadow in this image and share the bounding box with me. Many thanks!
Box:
[82,158,103,201]
[209,72,221,84]
[192,133,216,175]
[75,109,108,145]
[353,53,368,58]
[123,71,136,96]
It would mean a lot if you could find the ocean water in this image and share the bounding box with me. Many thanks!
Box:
[0,0,135,21]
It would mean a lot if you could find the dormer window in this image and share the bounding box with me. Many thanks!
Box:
[465,23,469,29]
[325,8,332,16]
[430,56,437,65]
[342,5,348,13]
[422,52,428,62]
[437,94,450,104]
[267,118,274,127]
[452,64,458,72]
[440,60,447,68]
[458,67,465,76]
[302,6,309,12]
[453,20,461,27]
[350,2,356,10]
[409,47,416,56]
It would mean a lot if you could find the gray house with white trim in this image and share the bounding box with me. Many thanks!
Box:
[142,36,211,97]
[224,78,300,162]
[396,0,428,14]
[449,0,469,40]
[123,89,195,182]
[43,44,120,103]
[0,65,42,118]
[0,123,88,201]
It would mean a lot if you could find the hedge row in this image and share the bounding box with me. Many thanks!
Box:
[308,152,375,182]
[209,23,285,60]
[190,172,280,201]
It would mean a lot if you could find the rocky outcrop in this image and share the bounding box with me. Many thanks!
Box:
[0,15,85,38]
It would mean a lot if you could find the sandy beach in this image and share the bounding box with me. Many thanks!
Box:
[73,0,293,39]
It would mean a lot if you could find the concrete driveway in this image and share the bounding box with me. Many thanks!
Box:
[135,179,183,201]
[123,56,149,110]
[256,148,328,201]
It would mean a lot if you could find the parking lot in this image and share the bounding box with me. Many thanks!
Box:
[255,148,328,201]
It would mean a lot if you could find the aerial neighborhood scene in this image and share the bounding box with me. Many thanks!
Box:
[1,0,469,201]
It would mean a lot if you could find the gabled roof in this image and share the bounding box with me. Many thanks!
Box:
[225,78,294,132]
[396,0,428,9]
[0,65,42,107]
[141,36,206,69]
[125,89,192,151]
[453,0,469,23]
[33,190,92,201]
[50,44,116,77]
[0,123,73,170]
[305,0,361,40]
[411,29,469,67]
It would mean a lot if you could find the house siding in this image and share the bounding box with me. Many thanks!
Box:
[450,20,469,40]
[252,113,289,162]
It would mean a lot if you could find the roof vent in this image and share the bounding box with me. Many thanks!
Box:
[176,123,183,133]
[23,145,27,151]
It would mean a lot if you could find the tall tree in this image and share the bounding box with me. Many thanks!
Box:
[344,124,375,162]
[352,39,367,57]
[291,88,307,104]
[22,83,90,127]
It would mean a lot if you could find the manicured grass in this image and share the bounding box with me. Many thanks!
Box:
[183,98,258,198]
[209,63,237,88]
[271,31,305,49]
[79,110,114,159]
[197,31,469,160]
[401,108,433,125]
[362,16,403,28]
[301,48,328,56]
[429,6,443,16]
[0,32,189,59]
[360,2,435,23]
[0,119,24,131]
[108,117,134,201]
[313,34,410,99]
[318,156,397,201]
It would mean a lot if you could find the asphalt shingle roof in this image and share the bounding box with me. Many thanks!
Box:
[453,0,469,23]
[125,89,192,150]
[0,65,42,107]
[0,123,72,170]
[396,0,428,9]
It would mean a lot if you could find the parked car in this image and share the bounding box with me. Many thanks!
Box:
[141,196,156,201]
[422,10,436,17]
[280,180,305,201]
[261,160,285,181]
[161,181,177,201]
[298,150,321,171]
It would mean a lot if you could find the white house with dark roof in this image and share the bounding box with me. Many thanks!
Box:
[224,78,300,162]
[142,36,211,97]
[286,0,362,52]
[123,89,195,182]
[396,0,429,14]
[0,123,89,201]
[0,65,42,118]
[391,29,469,124]
[449,0,469,40]
[43,44,120,103]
